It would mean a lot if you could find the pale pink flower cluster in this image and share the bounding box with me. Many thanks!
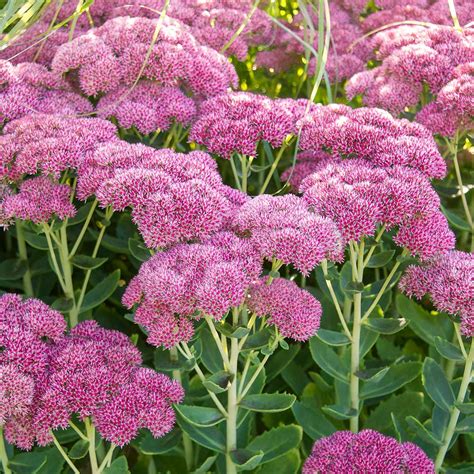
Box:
[0,294,183,449]
[301,158,455,258]
[234,194,343,274]
[77,141,247,249]
[346,25,474,119]
[303,429,434,473]
[248,277,322,341]
[96,82,196,134]
[122,232,262,348]
[297,104,446,179]
[399,251,474,336]
[52,16,238,98]
[0,113,117,181]
[0,294,66,449]
[0,60,92,124]
[189,92,303,158]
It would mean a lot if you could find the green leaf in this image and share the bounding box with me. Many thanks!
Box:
[422,358,455,411]
[292,400,336,440]
[177,416,225,452]
[128,238,151,262]
[322,404,358,420]
[456,415,474,433]
[154,347,196,373]
[442,206,472,232]
[343,281,365,296]
[215,322,250,339]
[255,449,300,474]
[364,317,408,335]
[406,416,443,446]
[230,449,264,471]
[365,392,424,433]
[367,250,396,268]
[360,362,422,400]
[309,337,348,382]
[102,456,130,474]
[396,294,451,345]
[316,329,351,346]
[266,344,300,382]
[79,269,120,314]
[202,371,232,393]
[240,393,296,413]
[68,439,89,459]
[434,337,465,362]
[175,405,225,427]
[8,452,46,474]
[246,425,302,465]
[67,201,94,226]
[35,448,65,474]
[457,403,474,414]
[191,455,218,474]
[138,429,181,455]
[23,231,49,250]
[51,297,74,312]
[71,255,108,270]
[242,328,273,351]
[0,259,27,281]
[88,229,130,254]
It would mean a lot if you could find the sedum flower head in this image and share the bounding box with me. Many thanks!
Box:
[399,251,474,337]
[303,429,434,473]
[248,277,322,341]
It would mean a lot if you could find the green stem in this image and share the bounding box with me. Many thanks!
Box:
[350,240,364,432]
[70,200,98,258]
[68,421,88,441]
[230,156,242,191]
[435,340,474,472]
[85,418,99,474]
[15,219,33,297]
[51,431,80,474]
[205,316,231,370]
[259,138,292,195]
[241,155,249,194]
[98,444,115,473]
[170,347,194,471]
[58,224,77,325]
[0,427,12,474]
[43,224,67,293]
[226,311,240,474]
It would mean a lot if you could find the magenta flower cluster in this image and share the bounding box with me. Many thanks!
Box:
[0,294,183,450]
[400,251,474,337]
[300,158,455,258]
[303,429,434,473]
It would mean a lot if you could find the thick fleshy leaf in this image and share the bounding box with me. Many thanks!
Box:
[434,337,465,362]
[364,317,408,335]
[309,337,348,382]
[422,358,455,411]
[240,393,296,413]
[175,405,225,427]
[80,269,120,314]
[230,449,264,471]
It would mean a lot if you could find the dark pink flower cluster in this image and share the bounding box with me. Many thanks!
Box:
[0,113,117,181]
[298,104,446,179]
[234,194,343,274]
[189,92,303,158]
[97,82,196,134]
[248,277,322,341]
[2,176,76,224]
[0,293,66,449]
[122,232,262,348]
[301,158,455,259]
[77,141,247,249]
[303,429,434,473]
[34,320,183,447]
[399,251,474,336]
[52,16,237,98]
[0,60,92,125]
[346,25,474,116]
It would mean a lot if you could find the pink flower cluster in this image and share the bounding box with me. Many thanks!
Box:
[346,25,474,119]
[301,158,455,259]
[96,82,196,135]
[122,232,262,348]
[77,141,247,249]
[399,251,474,337]
[0,113,117,181]
[51,16,237,98]
[189,92,304,158]
[234,194,343,274]
[298,104,446,179]
[303,429,434,473]
[0,293,66,449]
[0,60,92,125]
[0,294,183,449]
[248,277,322,341]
